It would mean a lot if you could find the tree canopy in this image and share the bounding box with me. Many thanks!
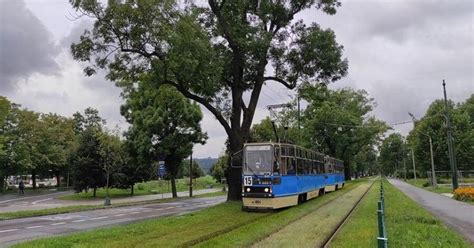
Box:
[70,0,348,200]
[122,83,207,197]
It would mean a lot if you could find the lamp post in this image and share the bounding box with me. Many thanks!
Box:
[442,80,459,190]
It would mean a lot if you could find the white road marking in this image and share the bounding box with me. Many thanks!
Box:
[165,206,174,209]
[89,216,109,220]
[0,229,19,233]
[32,198,53,205]
[50,222,67,226]
[142,210,152,212]
[26,225,44,229]
[130,211,141,214]
[114,214,126,217]
[0,191,70,204]
[72,219,87,223]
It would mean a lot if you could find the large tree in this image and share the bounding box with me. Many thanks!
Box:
[122,83,207,198]
[379,133,407,177]
[300,84,388,179]
[70,0,348,200]
[408,96,474,176]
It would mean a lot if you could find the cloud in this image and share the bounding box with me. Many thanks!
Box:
[0,0,60,92]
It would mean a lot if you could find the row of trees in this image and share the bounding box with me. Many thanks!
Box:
[1,90,207,198]
[378,94,474,177]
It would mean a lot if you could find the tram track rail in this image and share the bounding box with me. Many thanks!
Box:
[186,180,369,247]
[321,180,376,248]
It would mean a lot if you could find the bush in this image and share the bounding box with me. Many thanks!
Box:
[453,187,474,202]
[137,184,145,191]
[422,181,430,187]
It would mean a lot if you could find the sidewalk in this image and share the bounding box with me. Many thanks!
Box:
[0,188,221,213]
[388,179,474,243]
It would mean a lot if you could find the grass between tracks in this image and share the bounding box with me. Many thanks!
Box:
[0,191,226,221]
[15,179,367,248]
[59,176,222,200]
[330,179,471,248]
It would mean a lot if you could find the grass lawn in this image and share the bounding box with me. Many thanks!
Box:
[405,178,454,194]
[330,179,471,248]
[0,191,226,221]
[59,176,222,200]
[15,179,367,248]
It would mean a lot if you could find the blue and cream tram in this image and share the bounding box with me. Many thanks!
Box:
[241,142,345,210]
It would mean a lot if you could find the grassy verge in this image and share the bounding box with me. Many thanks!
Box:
[15,179,366,248]
[405,178,453,194]
[330,179,471,248]
[0,191,226,221]
[14,201,267,248]
[59,176,222,200]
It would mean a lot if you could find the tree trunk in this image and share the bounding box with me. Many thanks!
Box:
[170,174,177,198]
[343,160,352,181]
[55,172,61,188]
[131,184,134,196]
[32,169,37,190]
[0,175,4,193]
[226,133,244,201]
[93,187,97,197]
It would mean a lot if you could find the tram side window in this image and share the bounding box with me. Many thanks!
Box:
[280,157,287,175]
[287,158,296,175]
[297,158,303,175]
[274,147,280,175]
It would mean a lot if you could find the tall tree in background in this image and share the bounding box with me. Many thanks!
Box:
[70,0,348,200]
[300,84,388,179]
[379,133,407,176]
[122,83,207,198]
[0,96,15,191]
[38,113,76,187]
[71,108,107,197]
[408,95,474,175]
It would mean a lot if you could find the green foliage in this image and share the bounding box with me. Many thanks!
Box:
[407,95,474,175]
[379,133,408,176]
[210,153,229,183]
[301,85,388,176]
[122,83,207,197]
[69,0,348,200]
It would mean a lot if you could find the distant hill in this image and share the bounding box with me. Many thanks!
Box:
[195,157,218,174]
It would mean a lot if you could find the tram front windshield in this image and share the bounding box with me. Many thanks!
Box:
[244,145,273,176]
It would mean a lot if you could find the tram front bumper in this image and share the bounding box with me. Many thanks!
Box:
[242,195,298,210]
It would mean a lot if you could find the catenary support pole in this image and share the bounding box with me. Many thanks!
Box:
[411,148,417,180]
[442,80,459,190]
[189,152,193,197]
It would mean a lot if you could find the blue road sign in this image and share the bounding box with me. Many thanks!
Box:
[158,161,166,177]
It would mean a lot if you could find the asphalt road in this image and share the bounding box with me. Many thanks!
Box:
[0,195,226,247]
[0,188,220,213]
[388,179,474,244]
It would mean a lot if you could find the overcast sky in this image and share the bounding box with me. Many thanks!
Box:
[1,0,473,158]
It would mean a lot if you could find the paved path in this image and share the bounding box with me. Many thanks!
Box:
[389,179,474,243]
[0,188,220,213]
[0,195,226,247]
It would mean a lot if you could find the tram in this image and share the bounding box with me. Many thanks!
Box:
[241,142,345,210]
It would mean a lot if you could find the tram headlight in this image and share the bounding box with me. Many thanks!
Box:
[264,188,269,193]
[246,188,251,192]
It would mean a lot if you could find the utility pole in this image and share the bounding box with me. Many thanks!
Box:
[403,157,407,181]
[442,80,459,190]
[411,148,417,181]
[189,152,193,197]
[297,94,301,144]
[428,137,437,187]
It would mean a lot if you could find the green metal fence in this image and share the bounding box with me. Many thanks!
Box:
[377,181,388,248]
